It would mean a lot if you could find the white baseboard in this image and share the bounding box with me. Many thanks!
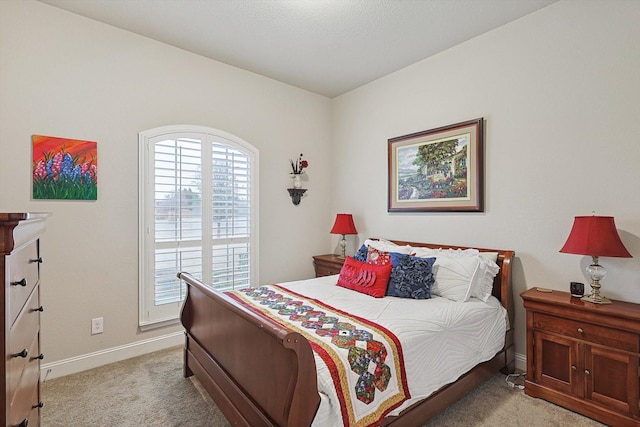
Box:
[515,351,527,372]
[41,331,184,381]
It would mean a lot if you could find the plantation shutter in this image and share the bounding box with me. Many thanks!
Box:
[211,143,251,288]
[153,137,203,307]
[139,126,258,327]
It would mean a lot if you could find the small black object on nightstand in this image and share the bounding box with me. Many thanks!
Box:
[570,281,584,297]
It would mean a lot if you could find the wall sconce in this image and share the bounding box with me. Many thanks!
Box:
[560,215,632,304]
[288,154,308,205]
[330,213,358,258]
[287,188,307,205]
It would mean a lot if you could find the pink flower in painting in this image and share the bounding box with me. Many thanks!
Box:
[33,160,47,179]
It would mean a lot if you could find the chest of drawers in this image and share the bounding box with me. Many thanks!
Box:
[1,213,48,427]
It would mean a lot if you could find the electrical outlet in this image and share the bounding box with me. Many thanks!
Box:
[91,317,104,335]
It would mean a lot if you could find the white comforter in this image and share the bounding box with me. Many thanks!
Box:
[280,274,508,426]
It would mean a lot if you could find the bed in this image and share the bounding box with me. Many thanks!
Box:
[178,239,515,426]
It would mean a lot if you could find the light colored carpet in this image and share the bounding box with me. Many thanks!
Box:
[42,346,605,426]
[42,346,228,427]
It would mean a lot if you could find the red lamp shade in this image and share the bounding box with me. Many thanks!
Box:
[330,214,358,235]
[560,216,632,258]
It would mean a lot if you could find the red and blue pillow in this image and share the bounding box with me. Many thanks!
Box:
[348,244,435,299]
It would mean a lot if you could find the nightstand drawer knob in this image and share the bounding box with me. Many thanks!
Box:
[585,369,591,376]
[577,328,584,334]
[571,365,577,371]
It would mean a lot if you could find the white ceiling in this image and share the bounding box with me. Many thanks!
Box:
[38,0,557,98]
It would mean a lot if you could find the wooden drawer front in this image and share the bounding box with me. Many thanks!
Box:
[9,240,40,325]
[9,368,40,427]
[8,287,40,399]
[534,313,639,353]
[317,264,341,276]
[315,262,342,277]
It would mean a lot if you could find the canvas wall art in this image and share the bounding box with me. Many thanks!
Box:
[388,118,484,212]
[32,135,98,200]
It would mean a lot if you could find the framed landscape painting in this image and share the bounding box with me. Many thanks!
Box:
[32,135,98,200]
[388,118,484,212]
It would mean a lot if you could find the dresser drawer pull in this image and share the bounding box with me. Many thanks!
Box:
[31,353,44,361]
[585,369,591,376]
[14,419,28,427]
[33,306,44,312]
[29,257,43,264]
[32,402,44,409]
[571,365,577,371]
[12,349,28,358]
[577,328,584,334]
[11,278,27,287]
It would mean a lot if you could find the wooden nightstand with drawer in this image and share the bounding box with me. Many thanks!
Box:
[312,254,346,277]
[521,288,640,427]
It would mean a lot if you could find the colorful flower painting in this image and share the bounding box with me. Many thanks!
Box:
[32,135,98,200]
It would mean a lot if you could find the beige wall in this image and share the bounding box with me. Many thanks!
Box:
[0,0,333,364]
[1,0,639,369]
[331,0,640,360]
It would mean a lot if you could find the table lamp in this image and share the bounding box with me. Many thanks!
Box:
[330,214,358,258]
[559,215,632,304]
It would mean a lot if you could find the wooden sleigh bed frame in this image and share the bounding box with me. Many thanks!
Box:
[178,240,515,426]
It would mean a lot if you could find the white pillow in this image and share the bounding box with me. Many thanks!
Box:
[410,247,497,261]
[411,247,499,302]
[470,255,500,302]
[363,239,412,255]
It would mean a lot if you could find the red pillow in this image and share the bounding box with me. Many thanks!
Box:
[337,256,392,298]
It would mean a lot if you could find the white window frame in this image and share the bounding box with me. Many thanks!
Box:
[138,125,259,328]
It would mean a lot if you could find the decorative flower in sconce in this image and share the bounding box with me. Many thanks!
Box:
[288,153,308,205]
[290,153,309,175]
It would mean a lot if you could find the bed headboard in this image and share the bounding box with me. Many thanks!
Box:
[381,239,515,326]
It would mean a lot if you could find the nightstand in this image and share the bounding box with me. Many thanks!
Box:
[521,288,640,426]
[312,254,345,277]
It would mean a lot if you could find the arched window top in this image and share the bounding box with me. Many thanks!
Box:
[140,125,258,157]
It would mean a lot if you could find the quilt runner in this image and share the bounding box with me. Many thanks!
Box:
[227,284,410,427]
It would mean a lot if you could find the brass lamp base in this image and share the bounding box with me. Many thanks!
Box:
[581,294,612,304]
[581,257,613,304]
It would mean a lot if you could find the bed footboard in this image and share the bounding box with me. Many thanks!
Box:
[178,272,320,427]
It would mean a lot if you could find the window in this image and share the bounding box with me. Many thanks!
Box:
[139,125,258,327]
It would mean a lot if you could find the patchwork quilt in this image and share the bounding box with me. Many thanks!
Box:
[227,284,410,427]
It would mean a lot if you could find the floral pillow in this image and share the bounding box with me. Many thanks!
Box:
[386,253,436,299]
[366,246,392,265]
[336,256,392,298]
